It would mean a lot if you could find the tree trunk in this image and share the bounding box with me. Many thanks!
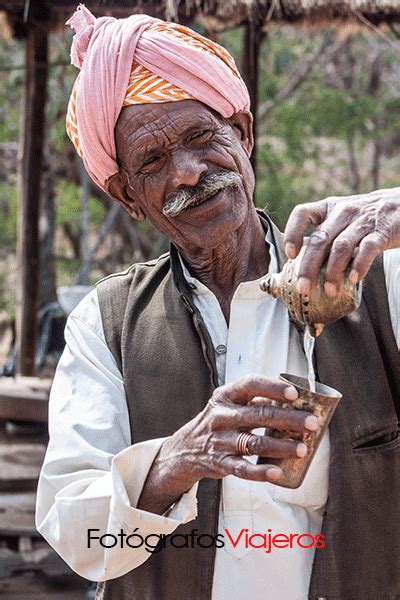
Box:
[371,119,383,190]
[77,159,91,285]
[368,55,383,190]
[16,24,48,376]
[39,149,57,307]
[346,129,360,193]
[241,21,265,177]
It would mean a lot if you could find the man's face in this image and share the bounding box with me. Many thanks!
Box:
[112,100,255,253]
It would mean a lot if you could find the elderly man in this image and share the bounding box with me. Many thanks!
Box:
[36,6,400,600]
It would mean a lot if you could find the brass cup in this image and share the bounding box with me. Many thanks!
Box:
[259,373,342,488]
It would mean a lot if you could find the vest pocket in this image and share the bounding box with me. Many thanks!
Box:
[352,425,400,455]
[342,434,400,596]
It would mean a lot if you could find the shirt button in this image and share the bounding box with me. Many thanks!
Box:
[188,282,197,290]
[215,344,227,355]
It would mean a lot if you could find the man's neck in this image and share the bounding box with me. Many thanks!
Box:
[179,210,270,323]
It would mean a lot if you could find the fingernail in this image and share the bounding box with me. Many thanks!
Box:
[284,386,299,400]
[285,242,297,259]
[305,415,320,431]
[267,467,282,481]
[324,281,337,297]
[349,269,359,285]
[296,442,308,458]
[297,277,311,295]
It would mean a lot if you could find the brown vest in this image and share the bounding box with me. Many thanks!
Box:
[96,213,400,600]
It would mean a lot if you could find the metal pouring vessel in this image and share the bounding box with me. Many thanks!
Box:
[259,243,362,336]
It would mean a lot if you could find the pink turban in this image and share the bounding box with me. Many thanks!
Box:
[65,5,250,192]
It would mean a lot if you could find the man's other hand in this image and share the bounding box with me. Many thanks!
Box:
[283,188,400,297]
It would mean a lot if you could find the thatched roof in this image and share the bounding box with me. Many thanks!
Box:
[1,0,400,34]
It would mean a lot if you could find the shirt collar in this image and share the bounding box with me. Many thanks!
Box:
[178,225,279,297]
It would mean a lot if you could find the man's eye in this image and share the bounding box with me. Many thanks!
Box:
[190,129,212,141]
[143,155,161,166]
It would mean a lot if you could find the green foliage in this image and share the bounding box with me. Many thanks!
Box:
[0,183,18,313]
[254,28,400,223]
[220,27,243,65]
[56,179,106,229]
[0,38,23,143]
[255,142,317,229]
[0,183,18,256]
[56,257,81,287]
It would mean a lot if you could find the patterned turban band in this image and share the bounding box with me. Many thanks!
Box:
[65,5,250,192]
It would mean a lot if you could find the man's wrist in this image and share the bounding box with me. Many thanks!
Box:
[137,446,199,515]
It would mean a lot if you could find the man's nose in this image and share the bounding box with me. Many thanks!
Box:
[170,149,208,188]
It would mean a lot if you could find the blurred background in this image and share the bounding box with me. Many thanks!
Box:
[0,0,400,597]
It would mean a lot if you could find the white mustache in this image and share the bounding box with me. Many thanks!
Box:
[162,170,243,218]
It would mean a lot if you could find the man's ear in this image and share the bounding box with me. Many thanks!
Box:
[106,170,146,221]
[227,110,254,158]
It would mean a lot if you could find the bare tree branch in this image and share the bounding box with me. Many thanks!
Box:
[353,11,399,49]
[389,22,400,40]
[368,54,384,189]
[258,31,333,120]
[90,203,121,257]
[346,128,361,193]
[61,223,81,259]
[119,210,146,263]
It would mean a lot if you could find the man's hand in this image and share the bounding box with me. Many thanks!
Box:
[137,375,319,515]
[284,188,400,297]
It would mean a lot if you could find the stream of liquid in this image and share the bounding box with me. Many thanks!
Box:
[303,326,316,392]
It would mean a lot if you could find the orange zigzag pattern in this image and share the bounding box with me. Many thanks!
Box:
[124,63,194,105]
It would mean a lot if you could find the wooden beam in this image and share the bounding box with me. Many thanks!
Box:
[0,377,50,422]
[16,23,48,376]
[241,20,265,176]
[0,492,37,536]
[0,442,46,492]
[0,387,48,422]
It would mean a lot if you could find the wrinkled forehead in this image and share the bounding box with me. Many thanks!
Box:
[115,99,224,161]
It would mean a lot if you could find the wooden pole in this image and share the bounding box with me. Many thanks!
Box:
[16,24,48,376]
[241,21,265,176]
[77,159,91,285]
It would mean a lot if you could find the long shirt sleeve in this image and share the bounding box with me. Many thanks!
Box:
[35,289,198,581]
[384,248,400,349]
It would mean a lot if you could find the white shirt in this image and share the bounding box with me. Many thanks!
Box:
[36,241,400,599]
